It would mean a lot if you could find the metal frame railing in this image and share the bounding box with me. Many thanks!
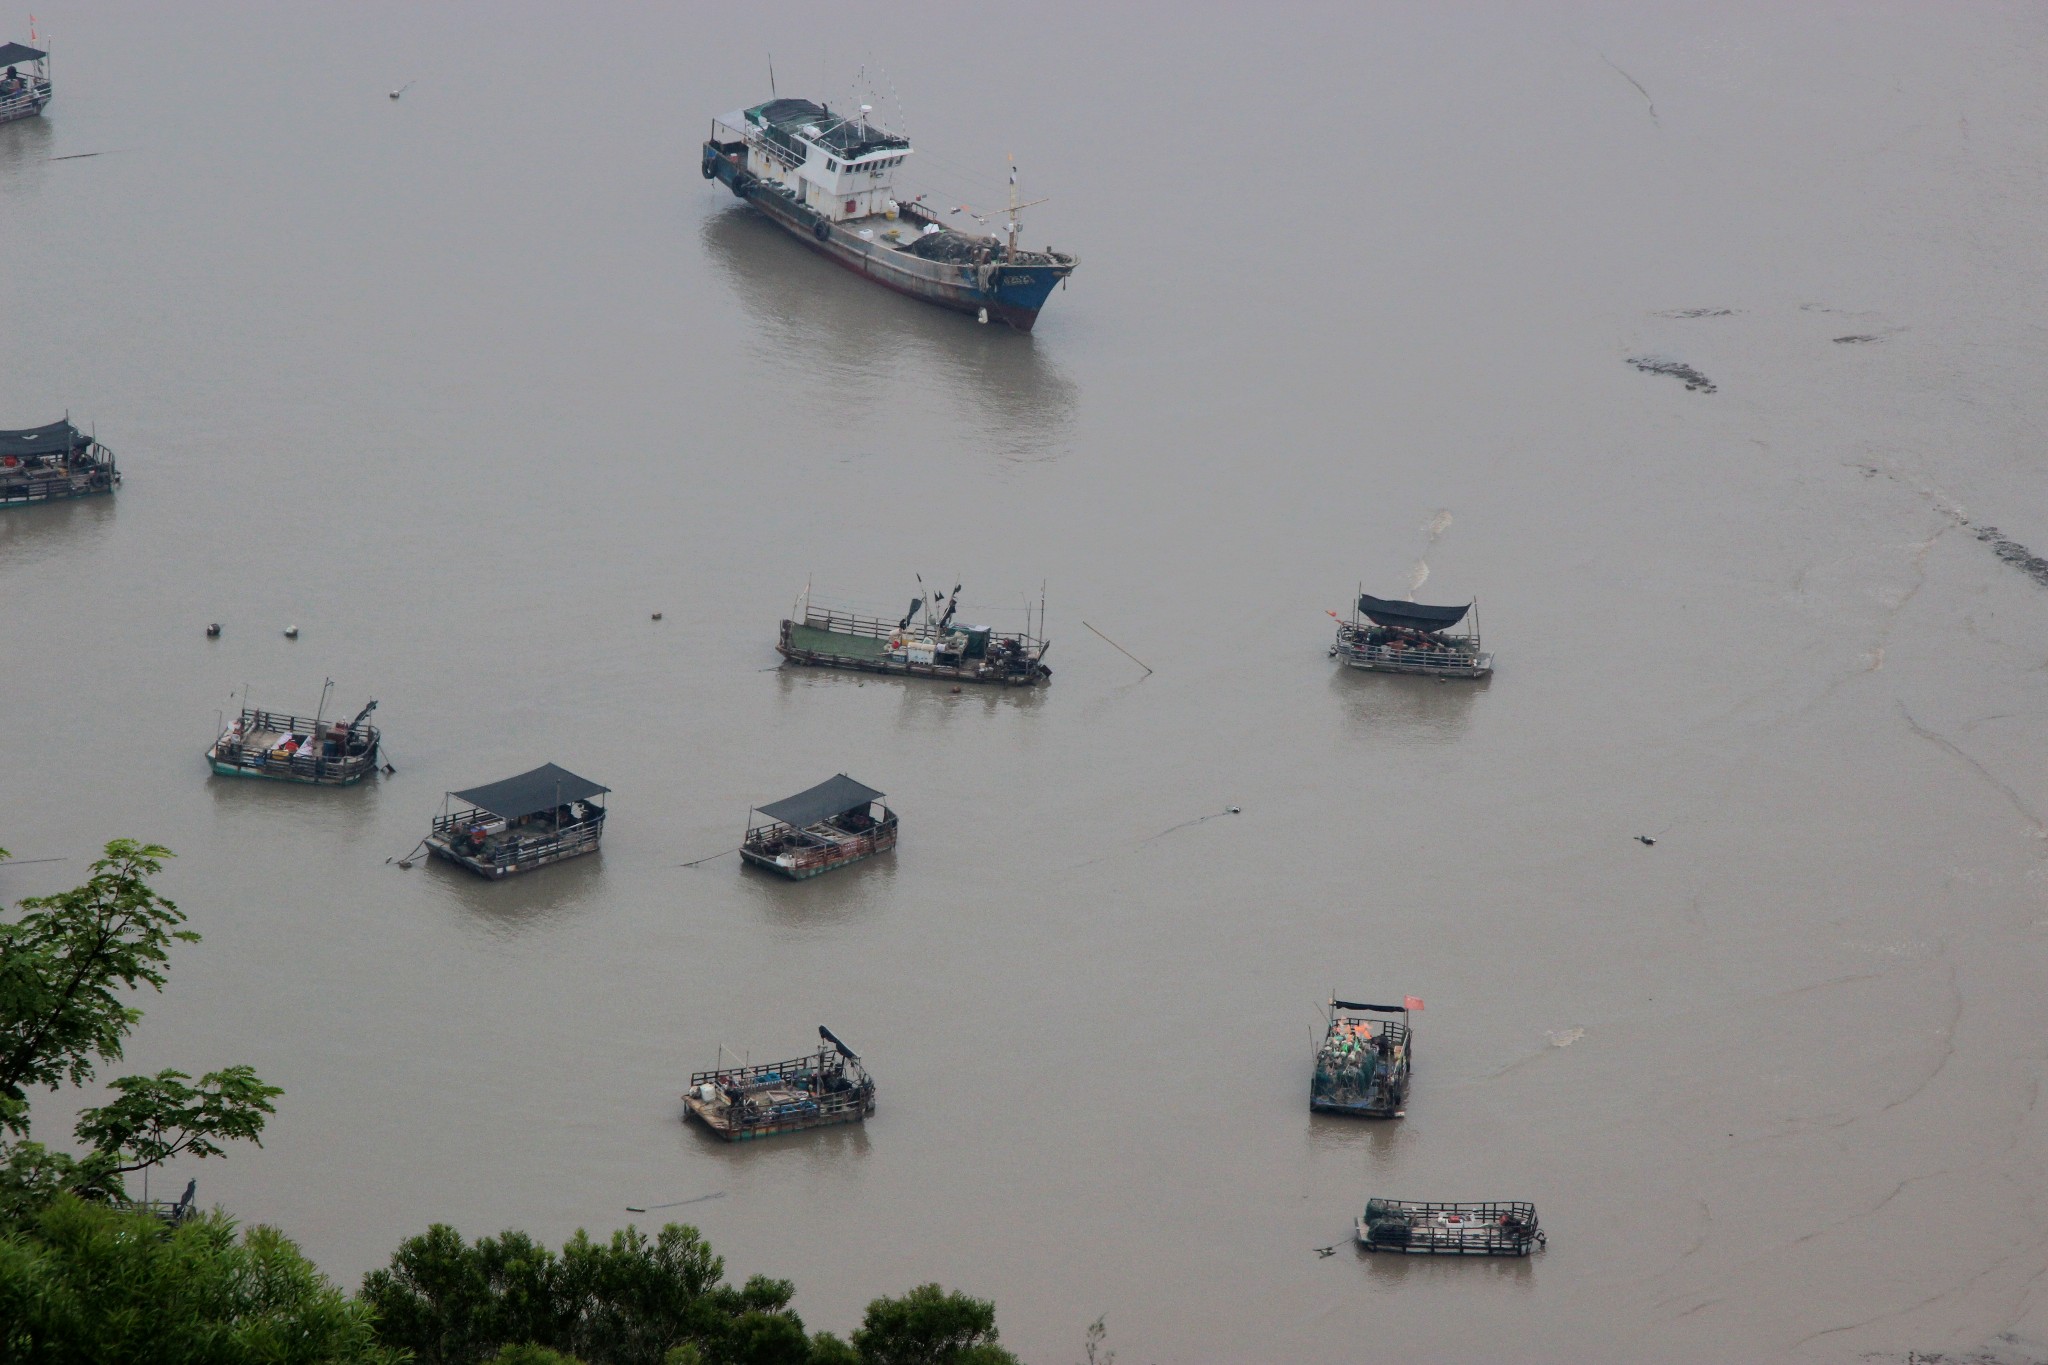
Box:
[432,808,605,868]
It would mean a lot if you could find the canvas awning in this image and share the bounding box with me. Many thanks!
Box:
[754,773,884,830]
[1332,1000,1407,1014]
[0,42,48,67]
[0,421,87,459]
[451,763,609,821]
[1357,593,1471,633]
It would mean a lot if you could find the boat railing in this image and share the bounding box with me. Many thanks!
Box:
[432,810,604,866]
[800,606,1047,653]
[1335,636,1485,672]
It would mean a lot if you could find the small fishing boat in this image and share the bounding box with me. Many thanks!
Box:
[425,763,609,879]
[1356,1199,1544,1256]
[0,420,118,507]
[741,774,896,880]
[206,686,380,785]
[1311,997,1416,1118]
[0,39,51,124]
[703,98,1077,331]
[683,1027,876,1142]
[778,584,1051,686]
[1330,592,1492,678]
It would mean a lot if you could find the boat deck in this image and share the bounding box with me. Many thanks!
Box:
[787,622,886,659]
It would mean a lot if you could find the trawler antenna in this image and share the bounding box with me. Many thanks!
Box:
[1007,155,1018,259]
[767,52,776,99]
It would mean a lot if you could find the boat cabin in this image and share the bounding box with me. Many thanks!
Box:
[1357,1199,1544,1256]
[0,41,50,124]
[1311,998,1413,1117]
[0,420,118,507]
[740,773,897,880]
[683,1027,876,1142]
[207,695,380,786]
[714,98,914,226]
[426,763,609,879]
[1331,592,1492,678]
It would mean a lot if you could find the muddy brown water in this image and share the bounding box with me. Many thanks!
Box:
[5,5,2048,1362]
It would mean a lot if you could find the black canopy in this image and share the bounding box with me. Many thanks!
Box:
[0,42,48,67]
[0,421,88,459]
[1332,1000,1407,1013]
[755,773,884,830]
[452,763,608,820]
[1357,593,1471,633]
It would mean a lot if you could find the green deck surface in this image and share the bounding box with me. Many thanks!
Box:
[789,623,888,659]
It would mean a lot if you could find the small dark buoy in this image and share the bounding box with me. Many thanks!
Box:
[205,623,221,638]
[652,612,663,621]
[381,763,395,775]
[1635,834,1656,846]
[1228,806,1242,814]
[397,859,413,870]
[283,625,299,639]
[1314,1245,1336,1259]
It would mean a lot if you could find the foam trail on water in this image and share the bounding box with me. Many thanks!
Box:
[1406,509,1452,599]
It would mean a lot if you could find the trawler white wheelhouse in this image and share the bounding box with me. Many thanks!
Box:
[703,97,1077,332]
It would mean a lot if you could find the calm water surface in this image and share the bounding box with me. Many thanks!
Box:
[5,5,2048,1361]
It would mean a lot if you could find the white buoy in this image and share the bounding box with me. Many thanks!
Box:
[977,307,988,324]
[284,625,299,638]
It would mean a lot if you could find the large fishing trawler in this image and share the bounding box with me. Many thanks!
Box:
[702,97,1077,331]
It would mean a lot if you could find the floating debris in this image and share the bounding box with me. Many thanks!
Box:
[1833,334,1885,344]
[1546,1028,1585,1048]
[205,623,222,638]
[1655,307,1737,319]
[1969,524,2048,589]
[1627,356,1716,393]
[651,612,663,621]
[283,625,299,638]
[1635,834,1656,846]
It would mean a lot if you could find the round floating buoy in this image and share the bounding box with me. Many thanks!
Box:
[283,626,299,639]
[205,623,221,638]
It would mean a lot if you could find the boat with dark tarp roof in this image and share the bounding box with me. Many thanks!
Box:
[0,40,51,124]
[741,774,897,880]
[684,1026,876,1142]
[1,420,118,507]
[1330,592,1492,678]
[425,763,609,878]
[703,98,1077,331]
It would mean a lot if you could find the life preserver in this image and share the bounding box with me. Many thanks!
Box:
[813,219,831,242]
[701,157,717,180]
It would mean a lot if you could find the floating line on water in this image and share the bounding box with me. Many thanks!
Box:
[626,1191,726,1213]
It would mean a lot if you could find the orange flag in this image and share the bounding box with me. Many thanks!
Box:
[1404,995,1424,1012]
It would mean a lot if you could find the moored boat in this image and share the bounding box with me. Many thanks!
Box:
[1356,1199,1544,1256]
[1,420,118,507]
[778,584,1051,686]
[740,774,896,880]
[1330,592,1492,678]
[0,40,51,124]
[703,98,1077,331]
[207,689,380,786]
[425,763,609,879]
[683,1027,876,1142]
[1311,997,1416,1118]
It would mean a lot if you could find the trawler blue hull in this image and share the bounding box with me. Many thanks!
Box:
[705,145,1072,332]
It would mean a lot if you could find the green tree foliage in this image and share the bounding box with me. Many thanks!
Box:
[0,1193,394,1364]
[849,1284,1018,1365]
[0,841,280,1215]
[362,1221,837,1365]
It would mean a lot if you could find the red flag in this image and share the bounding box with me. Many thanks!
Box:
[1403,995,1424,1012]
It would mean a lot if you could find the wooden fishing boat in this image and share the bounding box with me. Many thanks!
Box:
[206,688,379,786]
[778,584,1051,686]
[1311,997,1415,1118]
[683,1027,876,1142]
[1330,592,1492,678]
[425,763,609,879]
[740,774,896,880]
[0,420,118,507]
[0,40,51,125]
[1356,1199,1544,1256]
